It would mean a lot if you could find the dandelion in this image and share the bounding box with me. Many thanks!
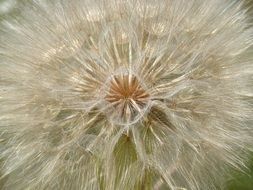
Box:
[0,0,253,189]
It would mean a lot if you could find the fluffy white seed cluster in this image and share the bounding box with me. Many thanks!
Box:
[0,0,253,189]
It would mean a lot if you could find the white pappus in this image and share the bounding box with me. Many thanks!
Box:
[0,0,253,190]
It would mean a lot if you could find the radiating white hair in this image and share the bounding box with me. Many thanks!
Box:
[0,0,253,189]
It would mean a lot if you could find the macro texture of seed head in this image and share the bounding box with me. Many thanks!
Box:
[0,0,253,190]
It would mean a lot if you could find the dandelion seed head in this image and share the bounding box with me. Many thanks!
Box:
[0,0,253,190]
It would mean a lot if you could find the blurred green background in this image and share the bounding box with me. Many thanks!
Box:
[225,155,253,190]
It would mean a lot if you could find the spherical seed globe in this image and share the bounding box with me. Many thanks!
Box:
[0,0,253,190]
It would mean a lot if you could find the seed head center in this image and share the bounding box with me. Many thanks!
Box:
[105,74,150,124]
